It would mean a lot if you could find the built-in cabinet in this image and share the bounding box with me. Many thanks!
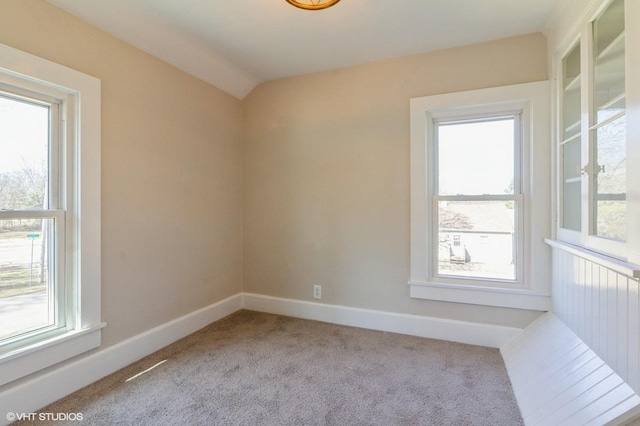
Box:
[547,0,640,419]
[557,0,633,260]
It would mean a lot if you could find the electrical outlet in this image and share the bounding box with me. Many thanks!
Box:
[313,285,322,299]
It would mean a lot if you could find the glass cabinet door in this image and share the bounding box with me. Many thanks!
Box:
[560,42,582,231]
[591,0,626,241]
[555,0,631,258]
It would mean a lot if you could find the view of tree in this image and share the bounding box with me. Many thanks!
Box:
[439,208,473,230]
[0,164,47,212]
[438,207,473,250]
[0,163,47,236]
[595,115,626,240]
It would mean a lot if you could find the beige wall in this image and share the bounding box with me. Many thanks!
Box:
[0,0,243,347]
[242,33,548,327]
[1,1,548,352]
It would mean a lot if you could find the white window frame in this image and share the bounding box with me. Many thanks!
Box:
[0,43,103,386]
[409,81,551,311]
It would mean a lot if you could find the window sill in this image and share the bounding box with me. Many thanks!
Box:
[0,323,106,387]
[408,280,551,311]
[545,238,640,279]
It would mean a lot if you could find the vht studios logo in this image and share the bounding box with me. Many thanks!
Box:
[6,412,84,422]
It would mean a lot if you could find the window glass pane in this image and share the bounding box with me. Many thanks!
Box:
[437,118,514,196]
[0,218,55,341]
[562,43,581,140]
[593,0,625,124]
[594,0,625,57]
[562,139,582,231]
[0,95,49,210]
[594,115,625,240]
[437,200,516,281]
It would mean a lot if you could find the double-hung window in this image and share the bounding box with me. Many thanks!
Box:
[434,114,523,283]
[0,43,102,386]
[0,87,65,346]
[409,81,551,310]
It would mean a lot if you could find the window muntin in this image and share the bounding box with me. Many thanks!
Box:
[433,115,521,282]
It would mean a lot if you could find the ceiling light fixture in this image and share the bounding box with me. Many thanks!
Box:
[285,0,341,10]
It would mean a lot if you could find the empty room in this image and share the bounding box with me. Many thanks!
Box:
[0,0,639,424]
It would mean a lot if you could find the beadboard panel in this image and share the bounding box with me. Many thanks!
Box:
[551,246,640,395]
[502,312,640,425]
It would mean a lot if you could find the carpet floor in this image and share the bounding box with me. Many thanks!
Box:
[17,310,523,425]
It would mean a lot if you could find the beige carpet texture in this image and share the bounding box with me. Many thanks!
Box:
[16,310,524,425]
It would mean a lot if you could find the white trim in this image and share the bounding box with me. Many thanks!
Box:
[627,0,640,266]
[241,293,522,349]
[0,42,102,382]
[545,0,603,53]
[0,325,104,387]
[408,282,551,311]
[0,292,525,423]
[546,238,640,278]
[409,81,551,310]
[0,294,242,425]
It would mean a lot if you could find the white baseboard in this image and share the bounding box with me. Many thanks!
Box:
[241,293,523,348]
[0,293,242,425]
[1,292,524,425]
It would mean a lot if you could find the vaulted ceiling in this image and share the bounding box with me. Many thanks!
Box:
[47,0,560,99]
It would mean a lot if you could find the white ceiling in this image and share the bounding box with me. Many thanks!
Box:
[46,0,560,99]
